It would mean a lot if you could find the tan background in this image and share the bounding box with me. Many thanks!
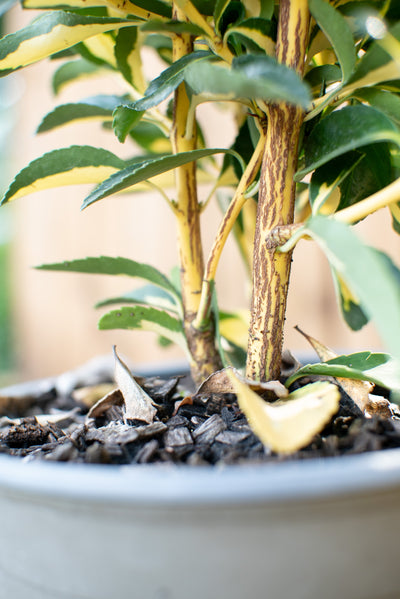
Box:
[4,6,400,379]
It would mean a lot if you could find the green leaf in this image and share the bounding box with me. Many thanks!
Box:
[214,0,231,34]
[353,88,400,126]
[304,64,342,93]
[1,146,125,204]
[81,147,238,208]
[0,11,139,76]
[37,255,180,298]
[37,95,128,133]
[95,283,181,314]
[128,121,171,153]
[114,27,141,90]
[309,152,363,215]
[112,105,144,143]
[141,19,205,36]
[52,58,101,95]
[331,269,369,331]
[308,0,356,83]
[344,22,400,91]
[184,55,311,108]
[287,352,400,392]
[127,0,172,18]
[98,306,188,353]
[223,17,276,55]
[305,215,400,361]
[131,50,211,111]
[296,105,400,179]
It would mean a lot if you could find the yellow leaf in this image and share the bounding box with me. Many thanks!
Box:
[228,370,340,454]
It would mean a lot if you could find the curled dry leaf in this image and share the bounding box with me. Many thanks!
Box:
[72,383,117,408]
[87,388,123,419]
[197,367,288,399]
[227,370,340,454]
[113,346,157,424]
[295,326,373,412]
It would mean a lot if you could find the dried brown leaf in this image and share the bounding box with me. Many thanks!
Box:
[197,367,288,399]
[113,346,157,424]
[87,389,124,419]
[72,383,117,408]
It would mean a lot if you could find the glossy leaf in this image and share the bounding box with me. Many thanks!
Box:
[112,105,144,143]
[344,22,400,91]
[52,58,101,95]
[127,0,172,19]
[141,19,204,36]
[228,371,340,454]
[296,105,400,179]
[224,17,276,55]
[95,283,181,314]
[305,215,400,361]
[0,11,138,75]
[99,306,188,352]
[184,55,311,108]
[308,0,356,82]
[305,64,342,93]
[287,352,400,392]
[82,147,237,208]
[23,0,168,19]
[331,270,368,331]
[36,256,179,298]
[353,88,400,126]
[1,147,125,204]
[37,95,128,133]
[131,50,211,111]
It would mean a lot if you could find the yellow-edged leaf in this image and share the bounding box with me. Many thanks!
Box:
[1,146,125,204]
[0,12,138,73]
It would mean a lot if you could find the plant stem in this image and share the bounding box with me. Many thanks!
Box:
[194,133,265,329]
[171,2,222,385]
[246,0,310,382]
[334,177,400,224]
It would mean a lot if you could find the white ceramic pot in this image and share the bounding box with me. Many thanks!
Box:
[0,449,400,599]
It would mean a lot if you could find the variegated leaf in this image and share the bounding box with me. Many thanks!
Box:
[0,11,138,75]
[1,146,125,204]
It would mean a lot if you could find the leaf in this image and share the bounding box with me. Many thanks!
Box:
[95,283,181,314]
[353,88,400,126]
[1,146,125,204]
[112,105,144,143]
[81,147,238,208]
[305,215,400,363]
[0,0,17,17]
[287,351,400,392]
[23,0,168,20]
[331,269,369,331]
[128,0,172,19]
[0,11,139,75]
[308,0,356,82]
[304,64,342,93]
[196,367,288,398]
[99,306,188,353]
[113,346,157,424]
[344,21,400,92]
[228,371,340,454]
[52,58,101,95]
[184,54,311,108]
[140,19,205,36]
[296,105,400,180]
[37,95,128,133]
[224,17,276,55]
[131,50,211,111]
[36,256,179,298]
[294,326,372,411]
[114,27,145,92]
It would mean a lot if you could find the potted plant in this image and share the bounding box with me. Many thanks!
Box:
[0,0,400,597]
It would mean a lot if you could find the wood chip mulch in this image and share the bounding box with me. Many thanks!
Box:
[0,359,400,466]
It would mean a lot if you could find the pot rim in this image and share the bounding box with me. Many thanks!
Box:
[0,448,399,505]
